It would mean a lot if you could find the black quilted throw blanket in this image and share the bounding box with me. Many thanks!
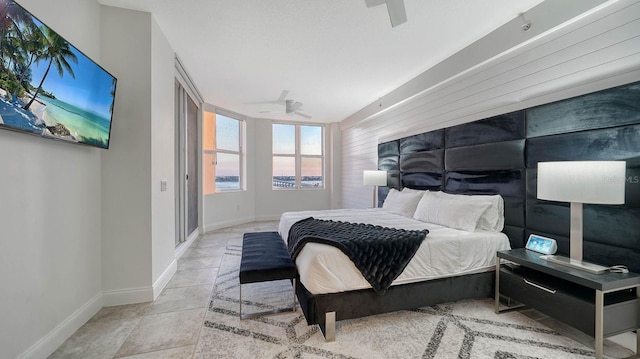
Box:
[287,217,429,294]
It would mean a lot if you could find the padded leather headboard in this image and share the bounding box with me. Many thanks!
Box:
[378,81,640,272]
[378,111,526,249]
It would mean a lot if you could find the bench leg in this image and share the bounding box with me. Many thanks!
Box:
[239,279,298,320]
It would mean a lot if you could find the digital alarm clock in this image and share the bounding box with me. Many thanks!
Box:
[525,234,558,255]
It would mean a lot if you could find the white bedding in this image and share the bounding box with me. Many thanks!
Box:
[279,208,511,295]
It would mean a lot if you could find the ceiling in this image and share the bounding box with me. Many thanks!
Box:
[97,0,544,123]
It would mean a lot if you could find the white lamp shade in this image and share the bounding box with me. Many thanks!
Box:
[363,170,388,186]
[537,161,626,204]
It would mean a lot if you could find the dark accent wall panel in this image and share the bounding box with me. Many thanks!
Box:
[445,140,525,171]
[445,111,525,148]
[400,150,443,172]
[527,202,640,248]
[378,186,389,208]
[378,141,399,157]
[504,198,525,228]
[399,130,444,153]
[378,156,399,171]
[504,226,525,249]
[625,168,640,207]
[527,82,640,138]
[526,124,640,167]
[386,170,401,190]
[444,170,525,198]
[401,172,443,191]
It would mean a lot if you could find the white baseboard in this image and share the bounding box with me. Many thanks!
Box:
[153,259,177,300]
[102,286,153,307]
[253,214,281,222]
[203,216,256,233]
[17,293,103,359]
[175,230,200,259]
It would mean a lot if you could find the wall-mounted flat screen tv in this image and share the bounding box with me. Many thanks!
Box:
[0,0,116,149]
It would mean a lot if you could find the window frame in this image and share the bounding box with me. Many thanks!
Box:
[204,110,246,193]
[272,122,325,190]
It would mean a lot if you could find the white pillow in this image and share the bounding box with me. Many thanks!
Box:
[413,192,491,232]
[429,191,504,231]
[382,188,424,217]
[399,187,425,195]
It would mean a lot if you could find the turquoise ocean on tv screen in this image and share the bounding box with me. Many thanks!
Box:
[40,95,111,144]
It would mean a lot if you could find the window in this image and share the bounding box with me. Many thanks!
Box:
[272,123,324,189]
[203,111,245,193]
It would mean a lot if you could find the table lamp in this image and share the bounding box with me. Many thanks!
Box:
[363,170,388,208]
[536,161,626,273]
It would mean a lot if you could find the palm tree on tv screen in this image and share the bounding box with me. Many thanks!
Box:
[23,26,77,111]
[0,0,35,71]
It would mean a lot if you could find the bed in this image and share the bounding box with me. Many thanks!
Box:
[279,190,512,340]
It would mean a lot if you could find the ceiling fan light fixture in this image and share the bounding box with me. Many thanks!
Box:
[256,91,311,119]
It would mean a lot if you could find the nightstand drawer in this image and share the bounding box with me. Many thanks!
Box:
[500,266,639,337]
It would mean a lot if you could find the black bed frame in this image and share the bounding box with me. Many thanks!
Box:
[296,81,640,340]
[297,272,494,340]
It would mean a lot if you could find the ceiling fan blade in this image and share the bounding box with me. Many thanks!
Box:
[294,111,312,119]
[365,0,386,8]
[386,0,407,27]
[277,90,290,102]
[289,101,303,111]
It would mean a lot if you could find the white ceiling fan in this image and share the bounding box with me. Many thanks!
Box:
[365,0,407,27]
[256,90,312,119]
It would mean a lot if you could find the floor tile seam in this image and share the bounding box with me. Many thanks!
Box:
[144,302,211,317]
[188,245,228,250]
[173,267,219,273]
[179,255,224,261]
[178,265,220,270]
[192,258,224,358]
[111,315,147,359]
[164,282,216,290]
[140,306,209,319]
[113,343,196,359]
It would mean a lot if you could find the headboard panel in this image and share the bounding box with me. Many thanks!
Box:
[377,81,640,273]
[443,116,527,249]
[379,111,528,249]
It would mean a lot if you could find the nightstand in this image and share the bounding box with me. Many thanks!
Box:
[495,248,640,359]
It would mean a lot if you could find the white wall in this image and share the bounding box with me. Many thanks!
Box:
[150,15,178,297]
[340,0,640,208]
[101,6,154,303]
[328,123,342,209]
[101,6,177,303]
[0,1,104,358]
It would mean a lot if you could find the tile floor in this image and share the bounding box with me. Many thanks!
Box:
[49,220,635,358]
[49,220,279,359]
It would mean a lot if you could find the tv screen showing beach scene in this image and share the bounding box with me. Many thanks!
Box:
[0,0,116,149]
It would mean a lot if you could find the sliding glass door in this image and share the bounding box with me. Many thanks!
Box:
[175,80,199,246]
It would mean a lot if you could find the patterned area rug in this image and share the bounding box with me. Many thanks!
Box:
[202,244,620,359]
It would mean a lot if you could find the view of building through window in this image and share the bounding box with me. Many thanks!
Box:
[272,123,323,189]
[203,111,244,194]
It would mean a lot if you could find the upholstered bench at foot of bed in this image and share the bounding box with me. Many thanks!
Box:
[239,231,297,319]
